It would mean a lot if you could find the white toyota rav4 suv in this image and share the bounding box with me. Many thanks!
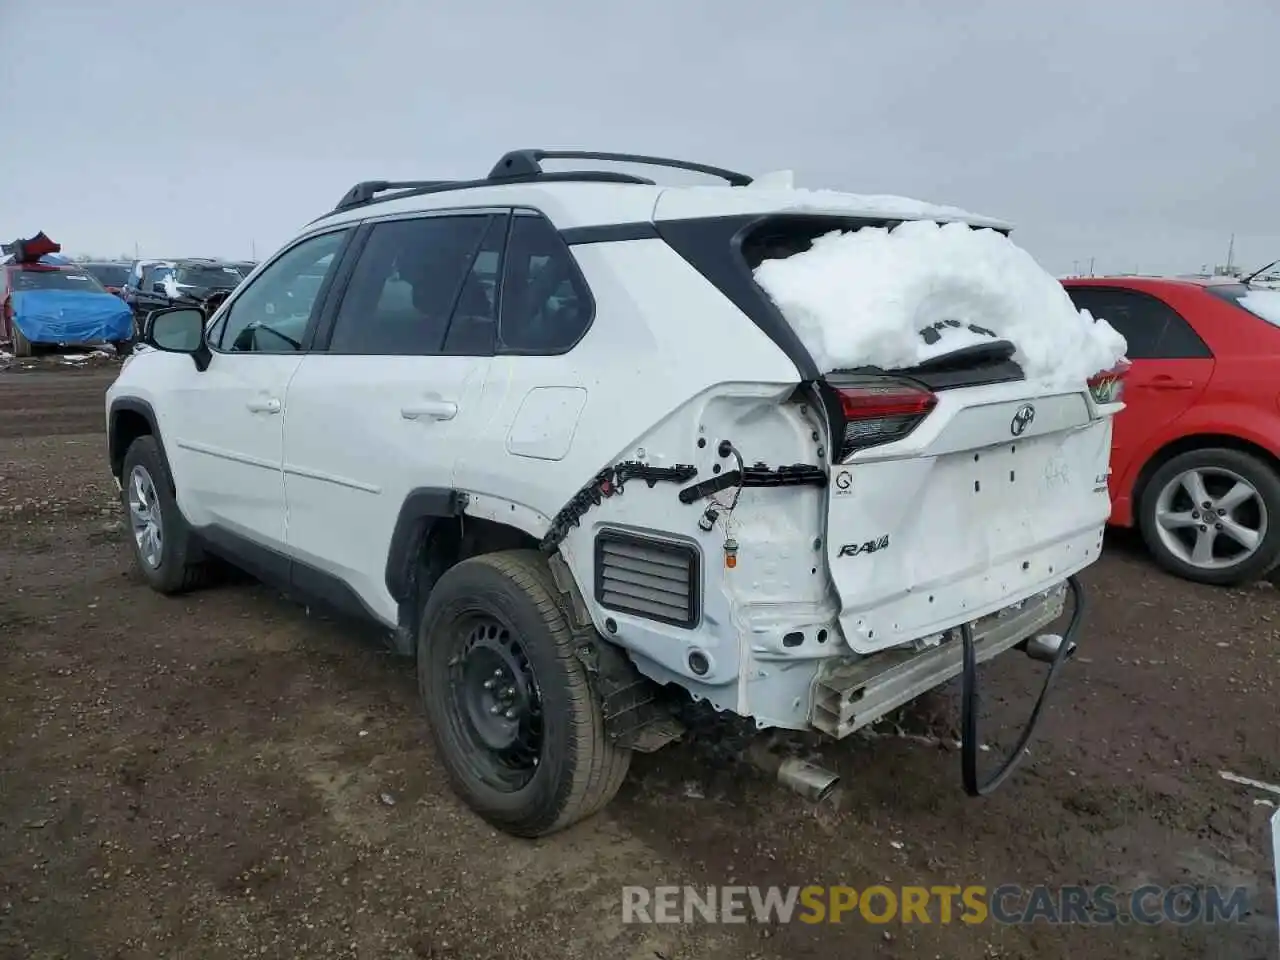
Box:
[106,150,1124,837]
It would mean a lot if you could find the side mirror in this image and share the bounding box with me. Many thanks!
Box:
[145,306,211,371]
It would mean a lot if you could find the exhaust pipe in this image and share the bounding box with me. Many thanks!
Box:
[1019,632,1077,664]
[746,742,840,802]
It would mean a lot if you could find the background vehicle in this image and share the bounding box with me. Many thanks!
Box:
[107,149,1119,838]
[81,261,132,296]
[1064,275,1280,585]
[2,258,135,356]
[121,258,245,322]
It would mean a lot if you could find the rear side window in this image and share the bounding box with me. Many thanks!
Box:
[1205,283,1280,329]
[1065,287,1211,359]
[498,214,593,354]
[327,214,497,356]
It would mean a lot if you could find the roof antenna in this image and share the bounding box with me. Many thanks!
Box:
[1241,258,1280,286]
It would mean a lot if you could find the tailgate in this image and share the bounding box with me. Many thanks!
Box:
[826,383,1113,654]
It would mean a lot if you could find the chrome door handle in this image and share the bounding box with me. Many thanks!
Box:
[246,397,281,414]
[401,400,457,421]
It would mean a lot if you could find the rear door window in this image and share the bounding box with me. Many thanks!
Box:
[326,214,501,356]
[1066,287,1211,359]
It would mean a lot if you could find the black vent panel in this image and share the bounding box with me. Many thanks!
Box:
[594,530,700,628]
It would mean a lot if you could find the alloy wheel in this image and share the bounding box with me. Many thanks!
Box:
[1153,466,1266,571]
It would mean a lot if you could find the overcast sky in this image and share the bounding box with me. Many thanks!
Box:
[1,0,1275,276]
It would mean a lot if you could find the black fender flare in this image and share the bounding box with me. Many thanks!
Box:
[384,487,470,603]
[107,397,175,488]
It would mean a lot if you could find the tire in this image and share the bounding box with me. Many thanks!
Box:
[11,324,31,358]
[120,435,211,594]
[417,550,631,838]
[112,339,134,356]
[1137,447,1280,586]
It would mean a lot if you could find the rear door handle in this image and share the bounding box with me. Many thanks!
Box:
[246,397,282,414]
[401,400,458,421]
[1141,376,1195,391]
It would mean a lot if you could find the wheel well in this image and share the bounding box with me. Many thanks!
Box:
[1132,433,1280,521]
[398,516,541,647]
[110,409,153,480]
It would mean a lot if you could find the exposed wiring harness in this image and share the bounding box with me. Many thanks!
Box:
[703,441,746,537]
[960,574,1086,796]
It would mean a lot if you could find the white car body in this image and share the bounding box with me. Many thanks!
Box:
[106,151,1120,809]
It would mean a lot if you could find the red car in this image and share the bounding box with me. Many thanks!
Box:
[1062,275,1280,585]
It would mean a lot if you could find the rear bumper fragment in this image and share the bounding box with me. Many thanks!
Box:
[811,582,1067,739]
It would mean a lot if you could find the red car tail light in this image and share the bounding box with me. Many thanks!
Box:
[828,378,938,459]
[1087,358,1130,405]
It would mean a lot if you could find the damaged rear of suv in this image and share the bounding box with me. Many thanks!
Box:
[107,150,1127,837]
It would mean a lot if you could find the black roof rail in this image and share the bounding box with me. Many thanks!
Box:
[320,170,661,221]
[334,180,456,212]
[488,149,754,187]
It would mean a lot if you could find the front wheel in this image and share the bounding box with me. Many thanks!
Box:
[417,550,631,838]
[1138,447,1280,585]
[11,324,31,358]
[120,436,211,594]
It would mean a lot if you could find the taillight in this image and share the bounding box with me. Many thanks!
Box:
[828,378,938,460]
[1087,358,1130,405]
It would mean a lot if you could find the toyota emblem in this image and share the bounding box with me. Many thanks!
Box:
[1010,404,1036,437]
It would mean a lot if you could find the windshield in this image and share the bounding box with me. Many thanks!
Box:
[10,266,108,293]
[1206,283,1280,328]
[84,263,130,287]
[173,264,243,289]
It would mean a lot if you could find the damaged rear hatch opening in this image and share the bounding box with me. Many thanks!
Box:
[662,205,1127,656]
[657,199,1127,793]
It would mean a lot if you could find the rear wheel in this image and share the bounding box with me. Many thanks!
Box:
[1138,447,1280,585]
[418,550,631,837]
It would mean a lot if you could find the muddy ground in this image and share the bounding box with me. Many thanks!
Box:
[0,361,1277,960]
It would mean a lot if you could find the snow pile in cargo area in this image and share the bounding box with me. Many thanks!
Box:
[752,219,1127,386]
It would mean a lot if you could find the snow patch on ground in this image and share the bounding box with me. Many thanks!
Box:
[1239,290,1280,327]
[752,219,1127,386]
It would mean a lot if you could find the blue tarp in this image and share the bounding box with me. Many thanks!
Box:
[11,290,134,344]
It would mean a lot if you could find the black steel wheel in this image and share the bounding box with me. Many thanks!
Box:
[446,614,545,791]
[418,550,631,838]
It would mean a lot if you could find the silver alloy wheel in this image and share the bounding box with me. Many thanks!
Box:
[1153,466,1267,570]
[127,465,164,569]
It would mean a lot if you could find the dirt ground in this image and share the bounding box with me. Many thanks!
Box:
[1,361,1277,960]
